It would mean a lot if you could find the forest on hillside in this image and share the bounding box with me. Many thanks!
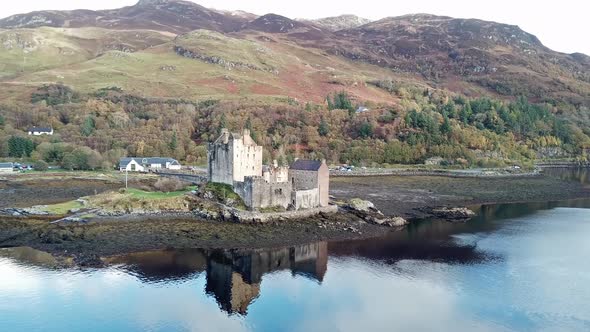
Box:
[0,83,589,170]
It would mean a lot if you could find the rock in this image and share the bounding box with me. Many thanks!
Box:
[367,216,408,227]
[0,207,48,216]
[221,209,233,221]
[343,198,408,227]
[347,198,378,213]
[344,226,361,234]
[432,207,476,221]
[74,253,104,268]
[387,217,408,227]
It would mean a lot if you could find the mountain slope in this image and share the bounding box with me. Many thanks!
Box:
[0,0,248,34]
[0,3,588,107]
[329,14,590,105]
[2,28,399,103]
[0,27,173,78]
[302,15,371,31]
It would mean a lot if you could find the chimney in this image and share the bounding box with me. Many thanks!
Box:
[243,128,251,137]
[221,128,229,144]
[273,159,278,168]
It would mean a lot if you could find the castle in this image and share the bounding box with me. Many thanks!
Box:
[208,129,329,210]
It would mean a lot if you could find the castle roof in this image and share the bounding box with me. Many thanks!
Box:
[290,159,323,171]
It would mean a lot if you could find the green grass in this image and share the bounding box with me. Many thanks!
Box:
[44,200,84,215]
[124,186,196,200]
[205,182,240,199]
[204,182,246,209]
[0,27,172,78]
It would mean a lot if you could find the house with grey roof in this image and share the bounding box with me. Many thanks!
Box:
[0,162,14,173]
[28,127,54,136]
[119,157,181,172]
[289,159,329,209]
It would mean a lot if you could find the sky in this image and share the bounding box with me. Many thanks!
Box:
[1,0,589,55]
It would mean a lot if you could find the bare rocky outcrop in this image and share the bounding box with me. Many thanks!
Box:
[303,15,371,31]
[344,198,408,227]
[431,207,476,221]
[174,45,278,74]
[0,208,48,216]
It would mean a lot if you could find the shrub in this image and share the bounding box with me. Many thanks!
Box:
[33,160,48,171]
[203,182,246,209]
[153,177,187,192]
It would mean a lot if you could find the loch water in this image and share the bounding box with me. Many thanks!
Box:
[1,169,589,331]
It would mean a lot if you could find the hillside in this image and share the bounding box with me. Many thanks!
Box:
[330,15,590,106]
[0,0,248,34]
[0,27,173,78]
[303,15,371,31]
[0,1,588,169]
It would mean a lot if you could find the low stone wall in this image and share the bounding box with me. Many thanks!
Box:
[535,161,590,168]
[331,168,541,178]
[233,205,338,223]
[293,188,319,210]
[156,171,207,184]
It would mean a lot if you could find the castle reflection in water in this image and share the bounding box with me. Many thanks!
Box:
[107,242,328,315]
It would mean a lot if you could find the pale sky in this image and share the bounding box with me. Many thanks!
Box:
[1,0,589,55]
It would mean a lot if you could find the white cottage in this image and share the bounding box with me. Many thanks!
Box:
[119,157,181,172]
[28,127,54,136]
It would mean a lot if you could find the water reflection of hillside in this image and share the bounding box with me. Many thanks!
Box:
[542,167,589,186]
[329,197,590,265]
[108,242,328,315]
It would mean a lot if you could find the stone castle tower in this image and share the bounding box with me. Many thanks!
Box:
[207,129,263,185]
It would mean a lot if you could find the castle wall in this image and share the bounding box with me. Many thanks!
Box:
[232,140,262,183]
[232,180,253,208]
[317,163,330,207]
[234,177,292,210]
[208,142,234,185]
[293,188,320,210]
[289,169,319,190]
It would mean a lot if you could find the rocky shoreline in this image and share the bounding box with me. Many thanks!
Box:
[1,169,588,264]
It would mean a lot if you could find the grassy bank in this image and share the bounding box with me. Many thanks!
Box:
[33,186,197,215]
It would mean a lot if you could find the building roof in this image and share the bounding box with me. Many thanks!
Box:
[290,159,323,171]
[28,126,53,132]
[119,157,180,168]
[0,162,13,168]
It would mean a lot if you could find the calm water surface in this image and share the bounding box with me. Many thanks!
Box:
[1,170,590,331]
